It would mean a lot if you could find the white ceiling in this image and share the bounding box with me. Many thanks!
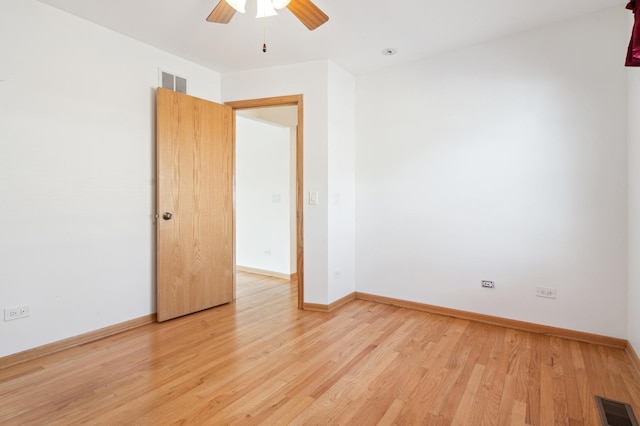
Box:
[238,106,298,128]
[37,0,625,75]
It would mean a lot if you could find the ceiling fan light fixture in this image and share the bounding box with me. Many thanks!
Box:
[256,0,278,17]
[272,0,291,9]
[225,0,246,13]
[207,0,329,30]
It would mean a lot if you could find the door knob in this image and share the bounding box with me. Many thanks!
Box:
[162,212,173,220]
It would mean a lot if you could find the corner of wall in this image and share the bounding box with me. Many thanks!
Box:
[627,19,640,350]
[327,61,357,302]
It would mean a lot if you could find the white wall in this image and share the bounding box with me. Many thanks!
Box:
[327,62,357,301]
[236,116,292,275]
[0,0,221,357]
[237,107,298,273]
[222,61,331,303]
[629,16,640,351]
[355,7,629,337]
[290,127,298,274]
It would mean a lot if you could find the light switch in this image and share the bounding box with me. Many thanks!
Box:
[272,194,281,203]
[309,191,319,205]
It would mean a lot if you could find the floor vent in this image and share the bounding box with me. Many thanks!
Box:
[595,396,639,426]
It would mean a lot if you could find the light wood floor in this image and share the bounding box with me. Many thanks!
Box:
[1,272,639,425]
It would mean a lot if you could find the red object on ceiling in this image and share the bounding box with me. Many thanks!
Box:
[627,1,640,66]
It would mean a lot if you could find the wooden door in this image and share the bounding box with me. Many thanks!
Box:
[156,88,234,322]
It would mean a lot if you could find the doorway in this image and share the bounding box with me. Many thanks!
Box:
[226,96,304,309]
[235,109,296,281]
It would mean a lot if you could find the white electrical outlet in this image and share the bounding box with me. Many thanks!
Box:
[4,305,30,321]
[481,280,495,288]
[536,287,557,299]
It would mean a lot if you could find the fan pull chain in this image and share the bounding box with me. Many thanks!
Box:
[262,24,267,53]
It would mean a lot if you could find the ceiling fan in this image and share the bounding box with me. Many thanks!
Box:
[206,0,329,31]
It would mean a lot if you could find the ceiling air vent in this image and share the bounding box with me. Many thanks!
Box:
[595,396,638,426]
[159,70,187,94]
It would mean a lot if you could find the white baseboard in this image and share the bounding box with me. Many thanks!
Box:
[236,265,296,281]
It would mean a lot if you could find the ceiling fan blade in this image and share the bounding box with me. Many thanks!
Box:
[287,0,329,31]
[206,0,236,24]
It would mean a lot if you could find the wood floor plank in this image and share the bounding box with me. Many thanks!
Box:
[540,336,556,425]
[479,326,510,425]
[293,309,410,424]
[345,353,427,424]
[497,373,518,426]
[450,363,486,425]
[375,398,404,426]
[392,320,469,424]
[510,400,528,426]
[549,337,570,425]
[1,272,639,425]
[572,343,603,425]
[561,339,584,423]
[428,321,492,421]
[525,333,542,425]
[331,316,424,424]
